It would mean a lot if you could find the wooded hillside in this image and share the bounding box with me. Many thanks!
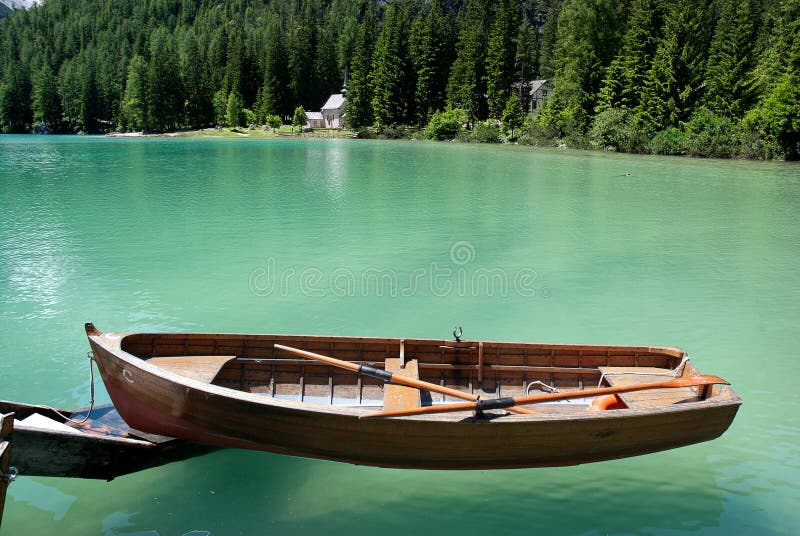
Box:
[1,0,798,159]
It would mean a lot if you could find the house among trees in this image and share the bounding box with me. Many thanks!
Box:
[305,111,325,129]
[321,90,346,128]
[528,80,552,115]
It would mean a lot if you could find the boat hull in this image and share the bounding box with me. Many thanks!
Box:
[86,326,740,470]
[0,401,216,480]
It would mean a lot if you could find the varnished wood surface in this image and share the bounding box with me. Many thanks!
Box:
[85,324,742,469]
[147,356,237,383]
[383,359,421,411]
[598,367,701,407]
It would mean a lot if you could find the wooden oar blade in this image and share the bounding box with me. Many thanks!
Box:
[675,374,729,386]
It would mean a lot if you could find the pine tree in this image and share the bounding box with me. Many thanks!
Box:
[548,0,623,133]
[180,29,213,128]
[370,2,412,127]
[122,55,149,131]
[288,1,317,108]
[502,94,525,137]
[637,0,714,130]
[226,90,244,127]
[597,0,663,112]
[0,60,32,133]
[59,59,82,129]
[410,1,453,125]
[514,19,540,109]
[345,7,376,128]
[32,63,60,128]
[538,0,565,79]
[261,23,291,120]
[447,0,492,123]
[703,0,758,118]
[147,28,184,131]
[485,0,520,119]
[315,25,341,108]
[78,54,100,133]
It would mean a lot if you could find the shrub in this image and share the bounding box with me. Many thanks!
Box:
[589,108,649,153]
[265,114,281,130]
[243,108,257,128]
[741,73,800,160]
[469,120,502,143]
[649,128,684,155]
[425,108,467,140]
[681,107,739,158]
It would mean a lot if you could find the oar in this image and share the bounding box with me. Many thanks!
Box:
[359,374,729,420]
[273,344,536,415]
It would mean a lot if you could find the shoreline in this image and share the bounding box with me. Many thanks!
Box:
[105,127,357,139]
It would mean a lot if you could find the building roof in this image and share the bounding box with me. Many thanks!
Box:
[306,111,323,120]
[529,80,552,95]
[322,93,346,110]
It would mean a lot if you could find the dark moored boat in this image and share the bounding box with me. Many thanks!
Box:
[85,323,740,470]
[0,400,216,480]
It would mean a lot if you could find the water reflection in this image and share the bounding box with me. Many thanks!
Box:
[8,478,76,521]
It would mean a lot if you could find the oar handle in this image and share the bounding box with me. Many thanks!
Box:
[274,344,361,373]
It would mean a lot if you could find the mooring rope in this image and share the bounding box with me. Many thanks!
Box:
[46,351,96,425]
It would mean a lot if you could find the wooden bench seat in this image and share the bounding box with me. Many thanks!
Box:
[146,355,237,383]
[383,358,421,411]
[598,366,700,408]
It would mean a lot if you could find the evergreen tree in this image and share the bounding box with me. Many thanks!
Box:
[370,2,412,126]
[502,94,525,137]
[409,1,452,125]
[315,25,341,107]
[78,54,100,133]
[147,28,184,131]
[447,0,492,123]
[546,0,623,134]
[597,0,662,112]
[485,0,519,119]
[226,90,244,127]
[0,60,32,133]
[637,0,714,130]
[288,1,316,108]
[122,54,148,131]
[180,29,213,128]
[346,7,376,128]
[703,0,758,118]
[538,0,564,79]
[260,22,291,120]
[514,19,540,108]
[59,59,82,129]
[32,63,61,128]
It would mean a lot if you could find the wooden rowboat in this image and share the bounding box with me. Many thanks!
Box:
[85,323,740,469]
[0,400,216,480]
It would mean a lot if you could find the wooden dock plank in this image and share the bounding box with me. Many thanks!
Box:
[0,412,14,529]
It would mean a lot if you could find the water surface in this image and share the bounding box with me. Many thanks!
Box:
[1,136,798,534]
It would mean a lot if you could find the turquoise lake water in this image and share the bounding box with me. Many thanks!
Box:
[0,135,798,534]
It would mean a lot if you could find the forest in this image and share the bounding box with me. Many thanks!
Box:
[0,0,798,159]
